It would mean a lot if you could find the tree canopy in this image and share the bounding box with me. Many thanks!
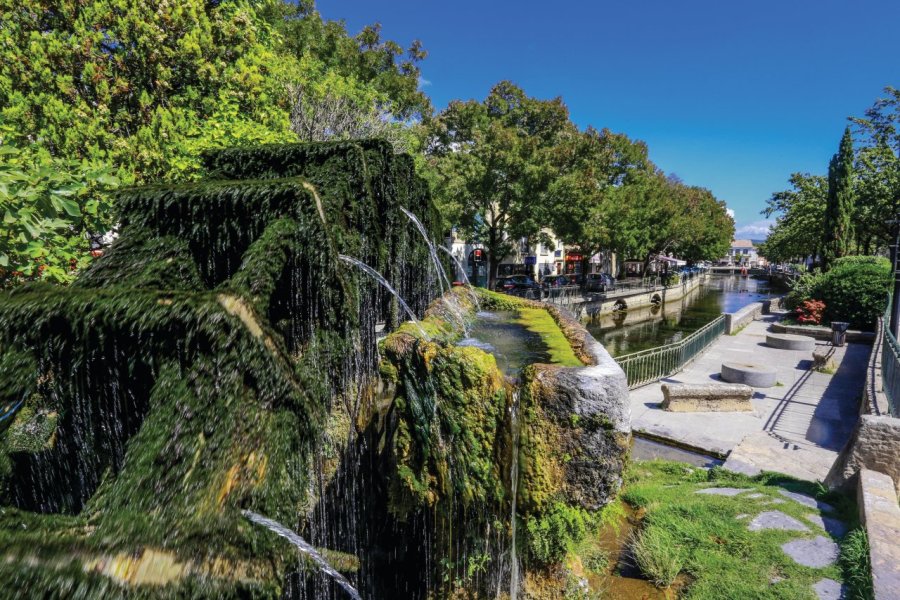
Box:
[0,0,426,284]
[423,81,570,284]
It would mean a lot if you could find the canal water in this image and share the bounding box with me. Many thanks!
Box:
[586,275,772,357]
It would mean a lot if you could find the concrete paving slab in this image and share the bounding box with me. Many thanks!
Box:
[813,578,845,600]
[803,514,848,538]
[781,536,840,568]
[748,511,810,532]
[695,487,749,496]
[777,489,836,514]
[626,316,869,482]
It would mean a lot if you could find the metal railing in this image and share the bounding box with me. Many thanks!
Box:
[615,314,727,389]
[882,298,900,417]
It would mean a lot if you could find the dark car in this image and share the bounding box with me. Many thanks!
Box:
[540,275,573,298]
[584,273,615,293]
[494,275,542,298]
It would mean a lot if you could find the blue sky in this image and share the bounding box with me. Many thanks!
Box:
[319,0,900,238]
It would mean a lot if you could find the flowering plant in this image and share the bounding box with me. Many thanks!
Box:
[795,299,825,325]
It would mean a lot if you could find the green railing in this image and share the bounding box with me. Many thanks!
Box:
[882,297,900,417]
[615,314,727,389]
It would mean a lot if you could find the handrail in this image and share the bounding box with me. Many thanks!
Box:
[882,294,900,417]
[615,314,727,389]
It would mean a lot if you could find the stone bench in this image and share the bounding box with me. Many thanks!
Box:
[721,361,777,387]
[765,332,816,351]
[661,383,754,412]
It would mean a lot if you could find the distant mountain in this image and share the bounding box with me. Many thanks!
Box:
[750,239,766,246]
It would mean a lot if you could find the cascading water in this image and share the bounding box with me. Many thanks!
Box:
[401,207,451,294]
[438,245,481,312]
[338,255,431,340]
[508,389,521,600]
[242,510,363,600]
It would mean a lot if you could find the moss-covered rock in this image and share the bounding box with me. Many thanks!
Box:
[0,140,442,597]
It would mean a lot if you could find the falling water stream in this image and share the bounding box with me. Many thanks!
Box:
[508,389,521,600]
[401,207,451,294]
[338,255,430,340]
[242,510,362,600]
[438,245,481,312]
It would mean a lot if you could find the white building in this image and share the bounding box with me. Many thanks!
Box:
[722,239,761,267]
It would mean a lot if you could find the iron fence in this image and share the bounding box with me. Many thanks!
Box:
[882,298,900,417]
[615,314,727,389]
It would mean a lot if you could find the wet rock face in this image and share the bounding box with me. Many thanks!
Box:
[527,361,630,511]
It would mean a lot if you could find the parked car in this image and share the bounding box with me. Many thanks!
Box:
[584,273,615,293]
[541,275,573,298]
[494,275,542,298]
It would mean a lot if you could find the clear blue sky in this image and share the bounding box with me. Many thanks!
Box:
[319,0,899,238]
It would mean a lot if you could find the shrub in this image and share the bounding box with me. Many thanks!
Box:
[631,526,684,588]
[795,299,825,325]
[787,256,890,329]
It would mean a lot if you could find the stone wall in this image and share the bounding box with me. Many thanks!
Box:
[769,322,876,344]
[723,296,785,335]
[857,469,900,599]
[825,415,900,496]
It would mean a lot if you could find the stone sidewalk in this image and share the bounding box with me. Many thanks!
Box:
[629,315,870,481]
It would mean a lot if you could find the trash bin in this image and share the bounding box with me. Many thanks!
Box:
[831,321,850,347]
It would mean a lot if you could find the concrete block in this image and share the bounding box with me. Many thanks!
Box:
[661,383,753,412]
[720,361,777,388]
[766,332,816,351]
[858,469,900,599]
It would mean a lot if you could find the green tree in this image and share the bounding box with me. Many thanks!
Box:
[0,0,429,284]
[424,81,569,285]
[669,183,734,263]
[262,0,431,120]
[852,86,900,255]
[821,126,855,270]
[546,127,652,275]
[758,173,827,263]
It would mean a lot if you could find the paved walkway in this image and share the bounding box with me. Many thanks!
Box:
[629,314,870,481]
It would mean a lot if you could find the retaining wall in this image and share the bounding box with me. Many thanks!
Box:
[581,275,704,317]
[769,322,875,344]
[826,415,900,496]
[723,296,784,335]
[857,469,900,599]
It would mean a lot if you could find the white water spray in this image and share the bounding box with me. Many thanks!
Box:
[338,255,430,340]
[401,207,451,293]
[242,510,362,600]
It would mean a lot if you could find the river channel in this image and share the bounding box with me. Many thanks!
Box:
[584,275,773,358]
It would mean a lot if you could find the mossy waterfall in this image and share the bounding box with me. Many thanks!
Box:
[0,141,630,599]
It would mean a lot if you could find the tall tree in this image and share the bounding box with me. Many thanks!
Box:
[821,126,855,270]
[424,81,569,285]
[546,127,652,276]
[758,173,828,263]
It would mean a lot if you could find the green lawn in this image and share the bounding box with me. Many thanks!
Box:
[575,459,872,600]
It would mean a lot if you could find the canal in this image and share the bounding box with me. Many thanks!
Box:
[585,275,773,357]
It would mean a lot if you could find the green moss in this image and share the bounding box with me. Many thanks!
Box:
[516,308,583,367]
[0,140,444,597]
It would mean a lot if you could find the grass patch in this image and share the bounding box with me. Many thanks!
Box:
[840,528,874,600]
[580,460,861,598]
[515,308,583,367]
[632,526,685,587]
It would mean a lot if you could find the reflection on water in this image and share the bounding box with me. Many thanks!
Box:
[586,276,772,357]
